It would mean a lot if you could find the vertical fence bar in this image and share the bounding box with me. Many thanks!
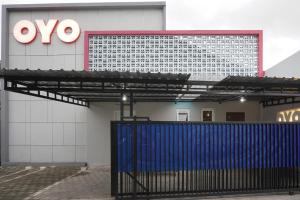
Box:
[292,124,295,189]
[172,124,175,193]
[159,125,164,192]
[155,124,158,194]
[261,124,264,190]
[245,124,248,191]
[151,124,154,194]
[177,124,180,193]
[164,124,167,194]
[185,124,188,192]
[229,124,232,192]
[226,124,229,192]
[249,124,252,191]
[195,124,198,193]
[200,124,203,193]
[296,124,299,188]
[296,124,299,189]
[110,122,118,197]
[168,124,171,193]
[181,124,184,193]
[277,123,280,190]
[271,124,275,190]
[267,124,270,190]
[254,124,258,190]
[124,125,127,195]
[132,123,137,199]
[204,124,207,193]
[146,124,150,198]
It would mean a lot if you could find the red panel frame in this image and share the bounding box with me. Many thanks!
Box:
[84,30,263,77]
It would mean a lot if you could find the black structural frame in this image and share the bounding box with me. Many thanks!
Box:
[1,69,300,109]
[262,97,300,107]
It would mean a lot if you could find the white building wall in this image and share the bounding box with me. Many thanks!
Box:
[6,4,165,164]
[135,101,261,122]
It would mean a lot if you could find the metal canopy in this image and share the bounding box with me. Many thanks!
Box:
[215,76,300,88]
[1,69,300,107]
[0,69,191,107]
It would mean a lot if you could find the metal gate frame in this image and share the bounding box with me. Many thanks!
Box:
[111,121,300,199]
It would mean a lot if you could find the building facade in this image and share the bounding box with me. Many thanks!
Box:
[0,2,275,166]
[1,2,166,165]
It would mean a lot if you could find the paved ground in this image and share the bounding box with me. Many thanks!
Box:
[0,166,300,200]
[0,166,80,200]
[29,166,111,200]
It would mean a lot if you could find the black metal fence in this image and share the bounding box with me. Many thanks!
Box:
[111,121,300,199]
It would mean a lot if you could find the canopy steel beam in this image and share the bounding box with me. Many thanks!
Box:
[4,80,89,107]
[7,87,300,97]
[261,97,300,107]
[1,69,300,107]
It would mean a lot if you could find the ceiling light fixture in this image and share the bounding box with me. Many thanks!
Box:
[240,96,246,103]
[122,94,127,101]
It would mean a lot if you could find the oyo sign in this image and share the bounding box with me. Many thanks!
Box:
[13,19,80,44]
[277,108,300,122]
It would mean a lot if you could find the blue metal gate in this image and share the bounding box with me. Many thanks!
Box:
[111,122,300,199]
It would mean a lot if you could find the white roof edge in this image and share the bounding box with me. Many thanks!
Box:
[3,1,166,11]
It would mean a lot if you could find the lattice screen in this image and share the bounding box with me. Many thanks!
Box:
[88,34,259,80]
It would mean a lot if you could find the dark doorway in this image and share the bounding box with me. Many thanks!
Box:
[202,110,213,121]
[226,112,245,121]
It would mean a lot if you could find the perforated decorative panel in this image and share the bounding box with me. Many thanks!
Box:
[85,31,262,80]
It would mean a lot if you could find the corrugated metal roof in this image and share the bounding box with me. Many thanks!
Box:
[0,69,190,83]
[215,76,300,88]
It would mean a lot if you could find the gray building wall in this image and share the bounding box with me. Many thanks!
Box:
[265,50,300,78]
[2,2,165,165]
[261,102,300,122]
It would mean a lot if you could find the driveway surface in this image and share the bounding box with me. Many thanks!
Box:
[0,166,299,200]
[0,166,80,200]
